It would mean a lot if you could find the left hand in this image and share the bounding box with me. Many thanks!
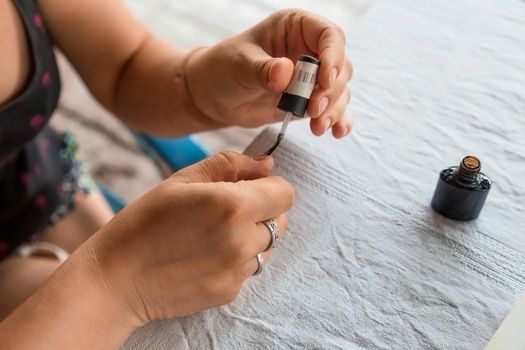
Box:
[186,9,353,138]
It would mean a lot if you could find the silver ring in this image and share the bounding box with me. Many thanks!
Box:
[262,218,280,252]
[253,253,264,276]
[17,242,70,263]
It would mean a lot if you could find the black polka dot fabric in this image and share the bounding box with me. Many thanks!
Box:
[0,0,65,259]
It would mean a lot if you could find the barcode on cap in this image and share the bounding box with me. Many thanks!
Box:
[285,60,318,99]
[297,70,316,85]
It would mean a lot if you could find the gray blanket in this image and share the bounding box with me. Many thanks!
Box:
[123,0,525,348]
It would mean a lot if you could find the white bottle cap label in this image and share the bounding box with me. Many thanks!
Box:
[285,61,319,99]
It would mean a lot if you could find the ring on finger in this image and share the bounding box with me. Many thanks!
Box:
[262,218,280,252]
[253,253,264,276]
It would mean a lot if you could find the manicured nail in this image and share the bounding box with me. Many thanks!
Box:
[329,68,337,86]
[253,154,268,161]
[318,97,329,116]
[324,118,332,132]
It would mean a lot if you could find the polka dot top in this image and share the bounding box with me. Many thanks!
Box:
[0,0,61,164]
[0,0,64,258]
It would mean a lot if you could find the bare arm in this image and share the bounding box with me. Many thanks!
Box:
[38,0,214,137]
[0,248,138,350]
[38,1,353,138]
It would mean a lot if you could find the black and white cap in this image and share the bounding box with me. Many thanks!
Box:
[277,55,320,117]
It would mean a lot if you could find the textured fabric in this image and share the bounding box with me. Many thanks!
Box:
[123,0,525,348]
[0,0,93,260]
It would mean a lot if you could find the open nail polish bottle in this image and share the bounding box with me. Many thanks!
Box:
[431,155,492,221]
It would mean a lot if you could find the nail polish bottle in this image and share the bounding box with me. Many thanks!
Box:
[431,156,492,221]
[277,55,320,118]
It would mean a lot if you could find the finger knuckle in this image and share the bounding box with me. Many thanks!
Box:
[278,8,307,18]
[156,182,182,204]
[269,176,296,210]
[200,186,238,225]
[222,196,243,223]
[228,47,245,67]
[276,177,296,206]
[252,60,267,82]
[215,151,239,179]
[222,237,252,268]
[210,186,245,223]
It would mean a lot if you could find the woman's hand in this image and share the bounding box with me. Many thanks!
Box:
[0,152,293,349]
[186,9,353,138]
[83,152,294,325]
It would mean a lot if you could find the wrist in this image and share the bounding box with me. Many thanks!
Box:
[176,46,228,130]
[74,242,144,329]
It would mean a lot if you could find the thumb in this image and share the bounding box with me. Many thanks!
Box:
[171,151,273,183]
[246,48,294,93]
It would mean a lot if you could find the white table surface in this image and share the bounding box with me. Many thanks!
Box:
[123,0,525,348]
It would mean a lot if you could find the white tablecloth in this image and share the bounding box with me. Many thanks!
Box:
[123,0,525,348]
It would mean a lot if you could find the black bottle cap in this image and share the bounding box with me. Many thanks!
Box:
[277,93,309,117]
[298,55,320,65]
[431,156,492,221]
[277,55,320,117]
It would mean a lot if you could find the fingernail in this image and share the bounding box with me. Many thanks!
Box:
[253,154,268,161]
[318,97,329,116]
[329,68,337,86]
[324,118,332,132]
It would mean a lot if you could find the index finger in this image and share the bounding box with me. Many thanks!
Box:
[236,176,295,221]
[172,151,274,184]
[301,14,347,90]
